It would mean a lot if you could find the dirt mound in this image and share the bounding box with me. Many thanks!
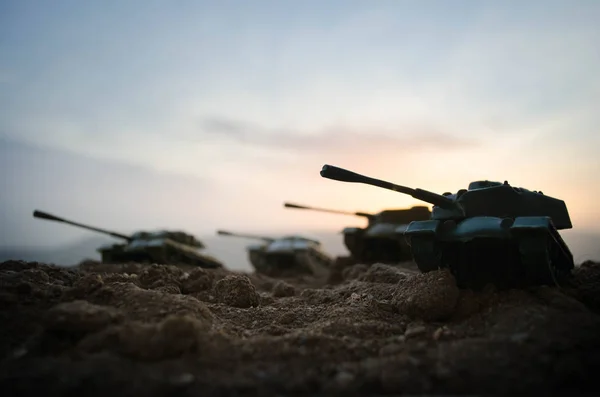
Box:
[1,259,600,396]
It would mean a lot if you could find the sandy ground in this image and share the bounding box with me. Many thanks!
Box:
[1,258,600,396]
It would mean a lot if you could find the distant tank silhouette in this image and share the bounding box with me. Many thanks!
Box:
[216,230,333,277]
[283,202,430,265]
[319,164,574,290]
[33,210,223,268]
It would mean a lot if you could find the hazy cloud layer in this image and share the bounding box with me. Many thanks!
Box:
[199,116,477,152]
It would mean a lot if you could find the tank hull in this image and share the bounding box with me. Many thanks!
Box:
[402,216,574,290]
[98,238,223,269]
[341,207,431,265]
[247,245,332,277]
[343,225,413,264]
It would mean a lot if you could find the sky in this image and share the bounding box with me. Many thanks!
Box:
[1,0,599,255]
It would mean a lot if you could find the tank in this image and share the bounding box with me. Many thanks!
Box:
[216,230,333,277]
[33,210,224,269]
[319,164,574,290]
[283,202,431,264]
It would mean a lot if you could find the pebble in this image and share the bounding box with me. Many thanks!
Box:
[510,332,530,343]
[379,344,404,357]
[170,372,195,386]
[334,370,355,387]
[404,325,428,338]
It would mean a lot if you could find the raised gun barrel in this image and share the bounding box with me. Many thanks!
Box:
[319,164,455,210]
[284,202,373,218]
[33,210,133,241]
[216,230,275,243]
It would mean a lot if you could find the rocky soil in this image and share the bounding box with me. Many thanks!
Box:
[1,259,600,396]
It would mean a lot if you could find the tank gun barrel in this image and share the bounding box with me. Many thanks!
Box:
[33,210,133,241]
[283,202,373,218]
[319,165,455,210]
[216,230,275,243]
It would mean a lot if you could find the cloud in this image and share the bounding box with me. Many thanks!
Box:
[198,116,478,154]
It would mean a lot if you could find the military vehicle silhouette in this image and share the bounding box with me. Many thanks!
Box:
[33,210,223,268]
[319,164,574,290]
[216,230,333,277]
[284,202,430,265]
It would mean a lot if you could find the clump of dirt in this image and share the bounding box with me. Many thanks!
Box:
[214,274,261,308]
[342,263,370,280]
[45,300,125,334]
[272,280,296,297]
[1,259,600,396]
[392,268,460,321]
[359,263,410,284]
[77,313,220,361]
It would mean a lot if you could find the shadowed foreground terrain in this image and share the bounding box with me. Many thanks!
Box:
[1,259,600,396]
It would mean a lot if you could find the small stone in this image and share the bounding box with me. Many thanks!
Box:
[170,372,195,386]
[272,280,296,297]
[404,325,427,338]
[12,347,27,359]
[334,370,355,387]
[510,332,530,343]
[375,300,396,313]
[379,344,404,357]
[179,273,190,280]
[433,327,444,340]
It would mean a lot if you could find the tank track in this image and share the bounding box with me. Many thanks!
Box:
[351,237,413,265]
[408,224,574,290]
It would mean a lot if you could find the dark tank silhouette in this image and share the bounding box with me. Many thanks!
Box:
[283,202,430,265]
[319,164,574,290]
[216,230,333,277]
[33,210,223,269]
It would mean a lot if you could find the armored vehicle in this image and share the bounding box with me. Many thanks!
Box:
[319,164,574,290]
[283,202,431,264]
[33,210,223,268]
[216,230,333,277]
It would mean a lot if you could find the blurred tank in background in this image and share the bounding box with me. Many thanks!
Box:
[284,202,431,265]
[33,210,224,269]
[216,230,333,277]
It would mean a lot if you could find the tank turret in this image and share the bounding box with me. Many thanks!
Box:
[319,165,572,229]
[33,209,223,268]
[319,164,575,290]
[320,165,455,209]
